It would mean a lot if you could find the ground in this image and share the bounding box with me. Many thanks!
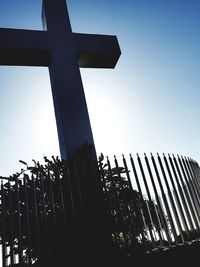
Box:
[131,239,200,266]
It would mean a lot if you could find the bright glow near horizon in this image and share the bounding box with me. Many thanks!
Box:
[0,0,199,176]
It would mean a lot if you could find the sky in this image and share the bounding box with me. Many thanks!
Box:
[0,0,199,176]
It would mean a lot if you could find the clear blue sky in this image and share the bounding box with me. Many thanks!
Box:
[0,0,199,176]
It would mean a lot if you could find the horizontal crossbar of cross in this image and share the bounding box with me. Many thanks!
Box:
[0,28,121,68]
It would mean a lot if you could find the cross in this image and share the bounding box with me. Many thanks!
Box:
[0,0,121,160]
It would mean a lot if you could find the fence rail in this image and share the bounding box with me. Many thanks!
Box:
[0,152,200,266]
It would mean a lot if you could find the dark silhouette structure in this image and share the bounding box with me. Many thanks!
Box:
[0,0,121,160]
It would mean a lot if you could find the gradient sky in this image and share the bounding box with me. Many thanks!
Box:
[0,0,199,176]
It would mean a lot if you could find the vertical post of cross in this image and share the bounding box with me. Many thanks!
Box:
[42,0,96,160]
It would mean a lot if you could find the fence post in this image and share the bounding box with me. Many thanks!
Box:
[163,154,190,239]
[179,156,200,222]
[145,154,172,245]
[173,155,198,230]
[129,154,152,246]
[157,154,185,244]
[137,154,157,246]
[122,155,148,249]
[1,180,6,267]
[151,154,179,244]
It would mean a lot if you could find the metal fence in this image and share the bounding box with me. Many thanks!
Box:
[99,153,200,256]
[0,158,72,266]
[0,152,200,266]
[0,154,115,267]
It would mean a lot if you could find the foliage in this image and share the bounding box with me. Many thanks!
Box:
[0,148,164,265]
[98,154,145,252]
[0,156,68,265]
[98,153,163,254]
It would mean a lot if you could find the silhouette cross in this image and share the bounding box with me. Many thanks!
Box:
[0,0,121,159]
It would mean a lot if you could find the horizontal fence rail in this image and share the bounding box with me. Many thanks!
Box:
[0,152,200,266]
